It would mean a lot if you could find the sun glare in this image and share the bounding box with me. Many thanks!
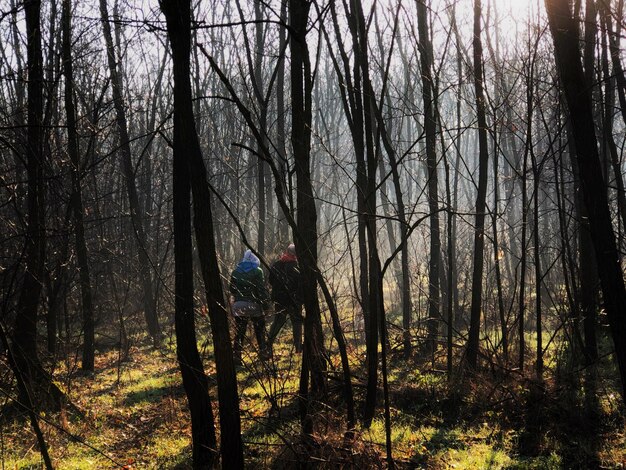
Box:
[498,0,542,21]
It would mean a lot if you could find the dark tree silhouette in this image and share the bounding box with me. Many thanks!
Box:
[161,0,244,466]
[290,0,328,434]
[160,3,218,468]
[11,0,63,410]
[466,0,490,370]
[100,0,161,344]
[546,0,626,400]
[62,0,95,373]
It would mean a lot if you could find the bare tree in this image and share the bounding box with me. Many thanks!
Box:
[465,0,490,370]
[161,0,245,466]
[417,0,442,360]
[62,0,95,373]
[289,0,328,433]
[546,0,626,400]
[11,0,63,409]
[100,0,160,344]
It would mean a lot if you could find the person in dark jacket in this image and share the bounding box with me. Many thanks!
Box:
[229,249,269,363]
[267,244,303,353]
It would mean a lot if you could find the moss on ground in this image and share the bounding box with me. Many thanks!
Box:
[1,328,625,468]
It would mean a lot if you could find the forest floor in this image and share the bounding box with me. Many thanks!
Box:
[1,326,626,469]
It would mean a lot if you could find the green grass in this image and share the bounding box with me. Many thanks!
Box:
[2,321,625,468]
[506,452,562,469]
[2,455,42,469]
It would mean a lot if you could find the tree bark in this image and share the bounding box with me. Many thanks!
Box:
[161,1,245,466]
[599,5,626,238]
[100,0,160,343]
[276,0,290,246]
[0,322,53,469]
[546,0,626,400]
[328,0,371,345]
[417,0,441,360]
[12,0,52,408]
[569,121,599,367]
[290,0,328,434]
[531,148,543,380]
[62,0,95,373]
[466,0,490,370]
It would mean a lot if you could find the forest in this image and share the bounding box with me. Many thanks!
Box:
[2,0,626,468]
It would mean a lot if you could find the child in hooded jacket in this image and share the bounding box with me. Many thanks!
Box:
[267,244,303,353]
[229,250,269,363]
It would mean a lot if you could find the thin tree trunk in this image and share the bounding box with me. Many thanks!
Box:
[349,4,392,460]
[345,0,380,428]
[372,8,412,363]
[62,0,95,373]
[450,3,463,333]
[329,0,371,344]
[531,151,543,380]
[253,0,268,257]
[276,0,290,246]
[518,57,535,372]
[599,6,626,235]
[317,279,356,431]
[46,206,72,356]
[99,0,160,343]
[0,322,53,469]
[417,0,441,361]
[466,0,490,370]
[8,0,26,212]
[605,0,626,130]
[492,132,508,364]
[484,4,508,365]
[553,128,582,357]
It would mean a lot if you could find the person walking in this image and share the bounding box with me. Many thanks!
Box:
[267,244,303,353]
[229,249,269,364]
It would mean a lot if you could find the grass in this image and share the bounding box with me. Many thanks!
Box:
[1,323,626,468]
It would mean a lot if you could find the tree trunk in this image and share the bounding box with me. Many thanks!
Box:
[172,101,218,469]
[100,0,160,343]
[290,0,327,434]
[417,0,441,360]
[491,131,508,364]
[599,5,626,237]
[531,153,543,380]
[329,0,371,346]
[161,1,220,467]
[466,0,490,370]
[62,0,95,373]
[605,0,626,130]
[276,0,290,246]
[567,118,599,364]
[254,1,268,258]
[161,1,245,466]
[546,0,626,401]
[12,0,54,409]
[0,322,53,469]
[46,207,72,356]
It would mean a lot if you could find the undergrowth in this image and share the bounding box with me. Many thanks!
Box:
[1,324,625,469]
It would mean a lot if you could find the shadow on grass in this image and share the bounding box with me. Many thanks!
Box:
[239,391,301,468]
[552,373,602,470]
[514,377,603,469]
[123,383,183,406]
[409,426,466,467]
